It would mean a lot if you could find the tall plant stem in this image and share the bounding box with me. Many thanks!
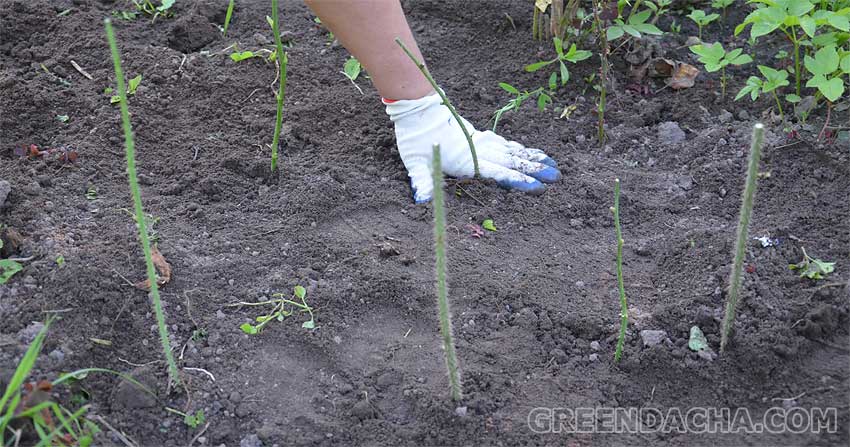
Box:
[270,0,288,172]
[720,123,765,353]
[533,6,540,40]
[594,0,608,144]
[611,178,628,362]
[432,144,462,401]
[104,18,180,385]
[772,91,785,122]
[395,38,479,178]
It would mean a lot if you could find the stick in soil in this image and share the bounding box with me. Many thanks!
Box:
[593,0,609,145]
[611,178,628,362]
[720,123,765,353]
[270,0,288,172]
[395,38,479,178]
[432,144,462,401]
[105,18,181,386]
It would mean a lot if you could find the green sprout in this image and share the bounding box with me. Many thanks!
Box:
[132,0,175,22]
[689,42,753,97]
[233,285,316,335]
[720,123,765,353]
[270,0,288,172]
[230,50,258,62]
[711,0,734,21]
[105,18,181,386]
[223,0,235,36]
[524,38,593,88]
[789,247,835,280]
[611,178,629,362]
[490,83,550,131]
[395,38,479,178]
[110,74,141,103]
[432,144,462,401]
[735,65,790,121]
[686,9,719,40]
[165,408,206,429]
[0,239,23,285]
[341,56,363,94]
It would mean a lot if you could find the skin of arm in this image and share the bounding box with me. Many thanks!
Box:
[303,0,434,100]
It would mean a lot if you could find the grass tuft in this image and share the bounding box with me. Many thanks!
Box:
[720,123,765,353]
[104,18,180,385]
[223,0,235,36]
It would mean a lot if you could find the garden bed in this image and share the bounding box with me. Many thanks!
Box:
[1,0,848,445]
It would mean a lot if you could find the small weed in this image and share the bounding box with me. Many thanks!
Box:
[230,50,258,62]
[165,408,206,429]
[55,255,65,267]
[482,219,497,232]
[112,10,138,21]
[341,56,363,94]
[606,8,663,41]
[110,74,142,103]
[85,185,97,200]
[790,247,835,280]
[234,285,316,335]
[56,114,70,123]
[490,83,551,131]
[720,123,765,353]
[132,0,175,22]
[222,0,235,36]
[686,10,719,40]
[670,19,681,33]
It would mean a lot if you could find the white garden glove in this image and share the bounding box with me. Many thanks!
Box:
[384,91,562,203]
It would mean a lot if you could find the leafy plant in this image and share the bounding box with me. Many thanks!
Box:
[525,38,593,89]
[270,0,288,172]
[112,10,138,21]
[396,37,479,178]
[687,9,720,40]
[790,247,835,280]
[341,57,364,94]
[222,0,235,36]
[720,123,765,353]
[0,239,22,285]
[670,19,681,33]
[735,65,790,120]
[611,178,629,362]
[606,8,663,40]
[235,285,316,334]
[105,18,181,386]
[432,144,462,401]
[804,44,846,102]
[132,0,175,22]
[711,0,735,21]
[490,83,551,131]
[690,42,753,96]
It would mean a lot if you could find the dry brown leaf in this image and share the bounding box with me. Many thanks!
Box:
[135,246,172,290]
[667,62,699,90]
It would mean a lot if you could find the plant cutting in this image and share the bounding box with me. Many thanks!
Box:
[341,56,363,94]
[720,123,765,353]
[270,0,288,172]
[232,285,316,334]
[223,0,235,36]
[790,247,835,280]
[611,178,629,362]
[432,144,462,401]
[689,42,753,97]
[105,18,181,385]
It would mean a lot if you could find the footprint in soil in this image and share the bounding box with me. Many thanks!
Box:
[795,304,841,340]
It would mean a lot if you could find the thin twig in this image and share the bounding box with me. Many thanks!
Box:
[94,416,139,447]
[70,60,94,80]
[184,367,216,382]
[188,422,211,447]
[6,256,36,262]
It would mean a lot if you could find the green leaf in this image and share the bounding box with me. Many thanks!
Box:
[524,60,554,72]
[0,259,23,284]
[751,21,781,38]
[343,57,361,81]
[607,26,625,41]
[294,285,307,299]
[632,23,663,35]
[553,36,564,56]
[548,72,557,90]
[230,51,256,62]
[240,323,258,334]
[127,74,142,94]
[157,0,175,12]
[827,14,850,31]
[688,326,709,351]
[841,55,850,74]
[622,24,641,37]
[729,53,753,65]
[799,15,816,37]
[787,0,814,17]
[482,219,497,231]
[499,82,519,94]
[56,114,69,122]
[818,77,845,102]
[559,61,569,85]
[804,45,840,76]
[110,95,121,104]
[302,319,315,329]
[537,92,551,111]
[785,93,802,103]
[630,9,652,24]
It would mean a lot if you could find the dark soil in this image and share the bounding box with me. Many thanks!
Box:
[1,0,848,446]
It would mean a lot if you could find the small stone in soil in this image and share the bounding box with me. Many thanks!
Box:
[657,121,686,144]
[639,330,668,347]
[239,434,262,447]
[590,341,600,351]
[455,406,468,417]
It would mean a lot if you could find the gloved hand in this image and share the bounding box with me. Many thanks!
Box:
[384,91,562,203]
